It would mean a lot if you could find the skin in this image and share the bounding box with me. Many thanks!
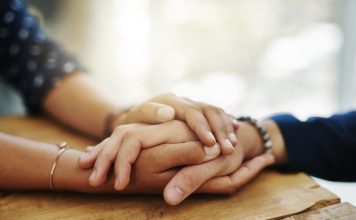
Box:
[1,72,288,205]
[43,73,238,152]
[42,73,240,187]
[0,120,279,202]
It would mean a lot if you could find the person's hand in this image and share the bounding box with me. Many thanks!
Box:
[161,120,277,205]
[80,138,273,200]
[78,120,221,190]
[162,151,275,205]
[113,93,239,155]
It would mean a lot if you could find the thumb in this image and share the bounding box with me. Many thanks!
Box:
[126,101,175,124]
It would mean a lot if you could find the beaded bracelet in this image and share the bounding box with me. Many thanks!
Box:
[237,116,272,153]
[49,142,69,191]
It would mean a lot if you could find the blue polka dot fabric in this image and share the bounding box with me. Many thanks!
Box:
[0,0,84,113]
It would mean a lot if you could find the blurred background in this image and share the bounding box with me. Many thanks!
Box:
[27,0,356,120]
[25,0,356,203]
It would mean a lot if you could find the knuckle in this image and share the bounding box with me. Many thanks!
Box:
[113,125,129,136]
[123,129,135,139]
[190,120,205,132]
[206,105,224,114]
[160,92,176,100]
[186,142,205,163]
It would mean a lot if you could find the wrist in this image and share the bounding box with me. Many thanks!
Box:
[263,120,288,165]
[237,119,287,165]
[236,122,264,160]
[54,149,121,193]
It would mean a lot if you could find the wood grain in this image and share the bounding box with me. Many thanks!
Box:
[282,202,356,220]
[0,116,341,220]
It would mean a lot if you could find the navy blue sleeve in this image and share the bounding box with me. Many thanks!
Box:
[271,111,356,181]
[0,0,84,114]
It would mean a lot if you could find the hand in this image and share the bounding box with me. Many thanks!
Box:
[79,139,273,199]
[161,120,277,205]
[163,151,275,205]
[113,93,240,155]
[78,120,221,190]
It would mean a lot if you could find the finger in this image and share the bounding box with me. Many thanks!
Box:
[114,135,141,190]
[154,94,217,146]
[126,101,175,124]
[224,114,237,146]
[140,141,220,173]
[204,108,234,155]
[163,159,222,205]
[199,104,238,146]
[227,114,240,130]
[85,146,94,153]
[112,121,197,190]
[89,135,125,187]
[185,109,217,146]
[199,153,275,194]
[126,121,198,146]
[78,138,109,169]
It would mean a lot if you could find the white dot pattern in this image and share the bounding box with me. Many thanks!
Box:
[0,0,84,113]
[4,11,15,23]
[18,27,29,39]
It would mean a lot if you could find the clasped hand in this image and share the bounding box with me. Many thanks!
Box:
[78,94,274,205]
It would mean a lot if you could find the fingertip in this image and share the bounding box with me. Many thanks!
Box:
[203,143,221,160]
[88,169,98,187]
[228,132,237,145]
[115,162,131,191]
[232,119,239,129]
[201,131,216,146]
[164,186,184,206]
[156,105,175,122]
[85,146,94,153]
[220,139,234,155]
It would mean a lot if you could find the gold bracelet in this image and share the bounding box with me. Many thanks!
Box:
[49,142,69,191]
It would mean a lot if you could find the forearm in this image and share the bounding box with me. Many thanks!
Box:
[42,73,122,138]
[0,133,58,190]
[0,132,114,193]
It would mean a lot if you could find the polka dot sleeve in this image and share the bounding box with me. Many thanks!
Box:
[0,0,85,114]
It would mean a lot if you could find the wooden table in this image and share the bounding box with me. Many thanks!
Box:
[0,116,353,220]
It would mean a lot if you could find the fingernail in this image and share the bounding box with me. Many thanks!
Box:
[166,186,184,205]
[89,169,97,183]
[157,107,174,121]
[207,132,216,143]
[85,146,94,153]
[228,132,237,144]
[79,153,89,161]
[204,143,220,159]
[224,139,234,150]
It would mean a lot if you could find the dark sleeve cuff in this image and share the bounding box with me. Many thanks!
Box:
[269,113,356,181]
[269,114,328,175]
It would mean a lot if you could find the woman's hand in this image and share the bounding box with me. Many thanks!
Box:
[78,121,221,191]
[75,138,273,204]
[113,93,239,155]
